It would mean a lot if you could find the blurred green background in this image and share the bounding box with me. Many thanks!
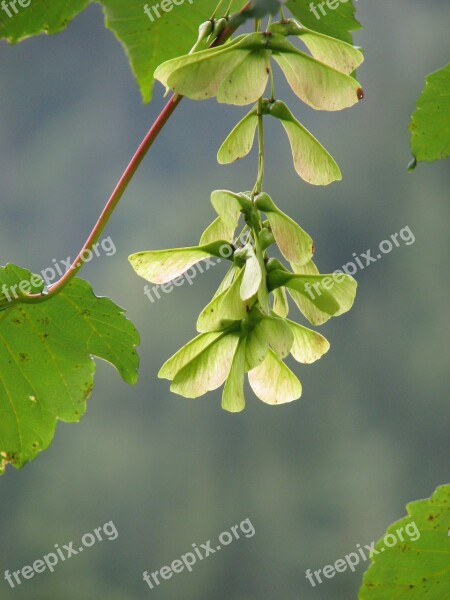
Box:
[1,1,449,598]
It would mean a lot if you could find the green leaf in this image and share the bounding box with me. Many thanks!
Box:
[0,0,89,42]
[246,0,285,19]
[158,331,222,380]
[409,64,450,165]
[271,35,364,111]
[222,337,247,412]
[359,484,450,600]
[217,108,259,164]
[171,331,240,398]
[255,192,314,263]
[0,265,139,474]
[197,269,248,332]
[248,349,301,405]
[154,33,271,105]
[287,319,330,363]
[286,0,361,44]
[129,241,229,284]
[268,268,357,325]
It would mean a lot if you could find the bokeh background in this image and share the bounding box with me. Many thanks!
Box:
[1,1,449,598]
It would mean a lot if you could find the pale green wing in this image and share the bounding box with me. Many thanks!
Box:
[200,190,243,245]
[155,34,270,105]
[159,331,223,380]
[287,274,357,325]
[217,109,258,164]
[129,241,226,284]
[171,332,240,398]
[217,49,270,105]
[296,26,364,74]
[200,217,235,245]
[265,100,341,184]
[245,318,270,372]
[210,190,243,227]
[291,260,320,275]
[258,315,294,359]
[213,265,240,299]
[268,269,357,325]
[248,349,302,405]
[270,36,363,111]
[240,244,262,301]
[154,35,248,100]
[245,314,293,371]
[222,337,247,412]
[273,286,289,318]
[197,269,248,332]
[287,320,330,363]
[255,192,314,264]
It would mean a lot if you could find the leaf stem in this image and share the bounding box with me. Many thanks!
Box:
[6,0,253,308]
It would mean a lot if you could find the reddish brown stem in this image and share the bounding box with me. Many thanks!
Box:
[27,93,183,302]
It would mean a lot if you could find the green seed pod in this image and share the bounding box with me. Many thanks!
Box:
[265,257,286,273]
[254,192,275,212]
[259,227,275,250]
[212,17,228,38]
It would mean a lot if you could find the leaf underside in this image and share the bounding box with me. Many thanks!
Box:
[0,264,139,473]
[359,484,450,599]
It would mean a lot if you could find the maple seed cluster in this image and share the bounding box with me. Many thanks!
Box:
[130,16,364,411]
